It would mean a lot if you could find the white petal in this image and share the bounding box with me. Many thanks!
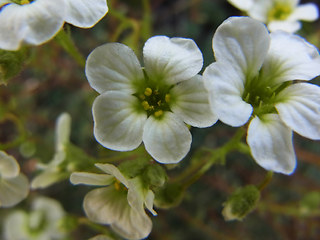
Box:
[95,163,129,187]
[289,3,319,21]
[89,235,113,240]
[23,0,65,45]
[143,36,203,84]
[276,83,320,140]
[261,31,320,85]
[55,112,71,151]
[86,43,144,94]
[0,151,19,178]
[3,211,28,239]
[227,0,254,11]
[0,174,29,207]
[70,172,114,186]
[170,75,217,127]
[31,169,66,189]
[247,114,296,174]
[64,0,108,28]
[142,112,192,164]
[93,91,147,151]
[0,4,27,50]
[247,1,272,22]
[213,17,270,80]
[203,62,253,127]
[32,197,65,220]
[268,21,301,33]
[83,187,152,240]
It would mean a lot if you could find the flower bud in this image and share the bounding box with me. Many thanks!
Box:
[222,185,260,221]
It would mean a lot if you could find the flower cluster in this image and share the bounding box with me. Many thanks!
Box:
[0,0,108,50]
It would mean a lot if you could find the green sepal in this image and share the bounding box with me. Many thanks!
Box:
[142,164,167,188]
[153,182,185,209]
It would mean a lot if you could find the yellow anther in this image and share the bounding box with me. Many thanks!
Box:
[165,94,170,103]
[139,94,145,100]
[144,87,152,96]
[114,180,121,191]
[157,100,162,106]
[154,110,164,118]
[142,101,151,110]
[20,0,30,4]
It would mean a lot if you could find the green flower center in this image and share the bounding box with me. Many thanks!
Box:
[267,2,293,21]
[242,72,291,117]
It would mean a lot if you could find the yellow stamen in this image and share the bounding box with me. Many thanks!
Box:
[142,101,151,110]
[154,110,163,118]
[21,0,30,4]
[144,87,152,96]
[139,94,145,100]
[157,100,162,106]
[114,180,121,191]
[165,94,170,103]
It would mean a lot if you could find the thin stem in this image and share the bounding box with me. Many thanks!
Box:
[141,0,152,41]
[257,171,273,191]
[54,29,86,68]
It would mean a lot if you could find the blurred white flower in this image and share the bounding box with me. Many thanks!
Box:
[3,197,66,240]
[0,150,29,208]
[71,163,156,240]
[228,0,319,32]
[0,0,108,50]
[85,36,217,164]
[31,112,71,189]
[204,17,320,174]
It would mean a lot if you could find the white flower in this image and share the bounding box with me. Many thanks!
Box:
[70,163,156,240]
[0,0,108,50]
[31,112,71,189]
[85,36,217,164]
[3,196,66,240]
[0,150,29,208]
[204,17,320,174]
[228,0,319,32]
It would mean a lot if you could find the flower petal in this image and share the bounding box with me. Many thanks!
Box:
[84,187,152,240]
[213,17,270,80]
[142,112,192,164]
[3,211,28,239]
[203,62,253,127]
[31,169,67,189]
[0,174,29,207]
[289,3,319,21]
[261,31,320,85]
[95,163,129,187]
[70,172,114,186]
[23,0,65,45]
[276,83,320,140]
[93,91,147,151]
[227,0,254,11]
[170,75,217,127]
[86,43,144,94]
[64,0,108,28]
[55,112,71,152]
[0,151,19,178]
[267,21,301,33]
[143,36,203,84]
[247,114,296,174]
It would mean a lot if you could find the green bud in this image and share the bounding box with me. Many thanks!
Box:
[142,164,167,188]
[0,48,28,85]
[222,185,260,221]
[154,182,185,209]
[118,158,149,178]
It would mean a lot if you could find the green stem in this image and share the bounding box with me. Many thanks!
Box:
[257,171,273,191]
[141,0,152,41]
[54,29,85,68]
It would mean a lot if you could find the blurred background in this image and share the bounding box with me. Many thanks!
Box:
[1,0,320,239]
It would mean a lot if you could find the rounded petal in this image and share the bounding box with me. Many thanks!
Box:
[55,112,71,151]
[247,1,272,22]
[70,172,114,186]
[84,187,152,240]
[86,43,144,94]
[93,91,147,151]
[3,211,28,239]
[95,163,129,187]
[247,114,296,175]
[143,36,203,84]
[142,112,192,164]
[261,31,320,85]
[203,62,253,127]
[227,0,254,11]
[213,17,270,80]
[289,3,319,21]
[170,75,217,127]
[0,151,19,178]
[268,21,301,33]
[32,197,65,221]
[276,83,320,140]
[64,0,108,28]
[0,174,29,207]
